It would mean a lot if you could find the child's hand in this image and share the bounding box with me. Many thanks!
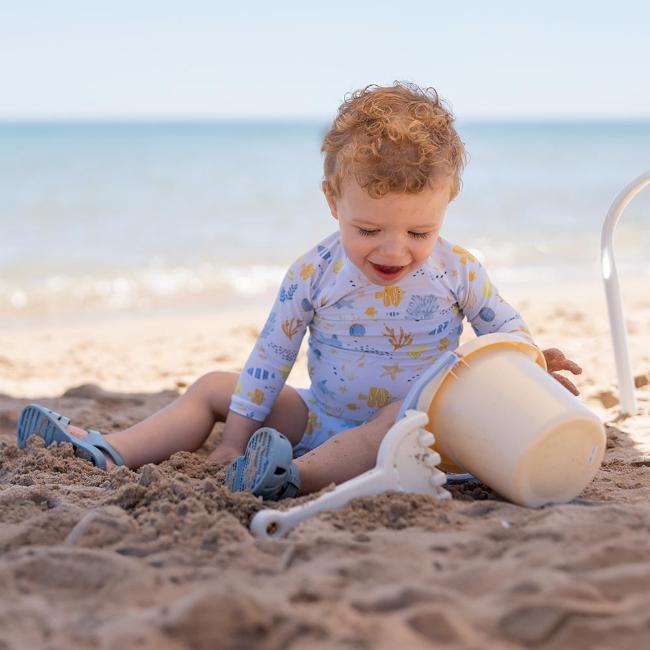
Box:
[542,348,582,396]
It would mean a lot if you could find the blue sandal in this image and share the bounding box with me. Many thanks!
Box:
[225,427,300,500]
[17,404,126,471]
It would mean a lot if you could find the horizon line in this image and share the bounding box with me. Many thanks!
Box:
[1,115,650,125]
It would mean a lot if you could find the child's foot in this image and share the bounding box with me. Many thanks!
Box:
[17,404,126,470]
[225,427,300,500]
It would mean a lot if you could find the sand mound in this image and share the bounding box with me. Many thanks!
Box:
[0,382,649,649]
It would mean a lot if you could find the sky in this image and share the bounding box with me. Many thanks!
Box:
[1,0,649,121]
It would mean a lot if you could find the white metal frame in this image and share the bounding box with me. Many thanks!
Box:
[601,171,650,416]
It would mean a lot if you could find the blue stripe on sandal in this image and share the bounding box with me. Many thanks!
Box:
[16,404,125,471]
[225,427,300,500]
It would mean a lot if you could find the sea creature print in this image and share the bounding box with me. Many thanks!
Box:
[407,344,435,360]
[317,245,332,263]
[365,307,378,317]
[384,324,414,350]
[305,410,322,435]
[358,387,395,408]
[300,263,315,280]
[260,312,277,338]
[333,298,354,310]
[437,337,450,351]
[301,298,314,312]
[381,364,406,380]
[483,278,493,298]
[281,317,304,340]
[452,245,476,265]
[405,294,440,321]
[246,388,265,406]
[316,379,338,400]
[349,323,366,337]
[355,345,393,356]
[428,320,450,336]
[246,367,276,381]
[375,286,405,306]
[479,307,495,322]
[333,258,344,273]
[346,402,361,412]
[279,283,298,303]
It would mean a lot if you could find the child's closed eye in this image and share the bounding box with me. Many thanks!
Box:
[357,228,433,239]
[357,228,379,237]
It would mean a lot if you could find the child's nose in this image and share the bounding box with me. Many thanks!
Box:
[379,236,408,259]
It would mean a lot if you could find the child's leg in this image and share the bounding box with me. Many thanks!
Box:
[65,371,308,469]
[294,400,403,494]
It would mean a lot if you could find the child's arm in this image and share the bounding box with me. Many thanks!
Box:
[212,256,317,461]
[451,246,582,394]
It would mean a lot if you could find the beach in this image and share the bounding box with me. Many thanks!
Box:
[0,277,649,649]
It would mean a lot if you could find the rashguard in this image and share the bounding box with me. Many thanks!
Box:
[229,231,532,424]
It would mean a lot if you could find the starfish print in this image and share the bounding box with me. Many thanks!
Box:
[381,364,406,380]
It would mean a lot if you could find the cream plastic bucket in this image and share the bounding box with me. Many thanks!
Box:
[410,333,606,507]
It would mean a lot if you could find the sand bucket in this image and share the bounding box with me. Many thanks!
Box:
[400,333,606,507]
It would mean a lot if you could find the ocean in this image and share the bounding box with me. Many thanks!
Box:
[1,121,649,321]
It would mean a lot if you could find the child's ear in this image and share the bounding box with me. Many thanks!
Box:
[322,181,338,219]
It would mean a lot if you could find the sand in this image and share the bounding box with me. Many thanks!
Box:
[1,278,649,649]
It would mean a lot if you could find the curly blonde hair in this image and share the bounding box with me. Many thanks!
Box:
[322,82,467,200]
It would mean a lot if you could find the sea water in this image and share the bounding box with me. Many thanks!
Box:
[1,120,649,320]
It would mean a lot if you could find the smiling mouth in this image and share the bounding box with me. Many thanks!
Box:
[371,263,406,275]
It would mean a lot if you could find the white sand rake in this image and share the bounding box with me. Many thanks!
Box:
[250,407,450,539]
[250,353,459,539]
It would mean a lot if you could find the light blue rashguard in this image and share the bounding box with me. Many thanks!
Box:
[229,231,532,456]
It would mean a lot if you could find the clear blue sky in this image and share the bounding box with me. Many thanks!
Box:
[2,0,649,120]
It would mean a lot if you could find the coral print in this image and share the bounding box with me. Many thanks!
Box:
[375,286,405,306]
[384,324,413,350]
[279,284,298,303]
[282,318,304,340]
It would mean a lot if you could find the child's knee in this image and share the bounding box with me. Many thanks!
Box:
[188,371,238,398]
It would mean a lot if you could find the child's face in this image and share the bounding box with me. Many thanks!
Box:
[323,178,450,285]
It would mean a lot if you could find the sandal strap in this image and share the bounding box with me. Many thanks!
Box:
[85,430,126,466]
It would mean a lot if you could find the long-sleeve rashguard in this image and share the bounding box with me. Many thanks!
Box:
[229,231,532,425]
